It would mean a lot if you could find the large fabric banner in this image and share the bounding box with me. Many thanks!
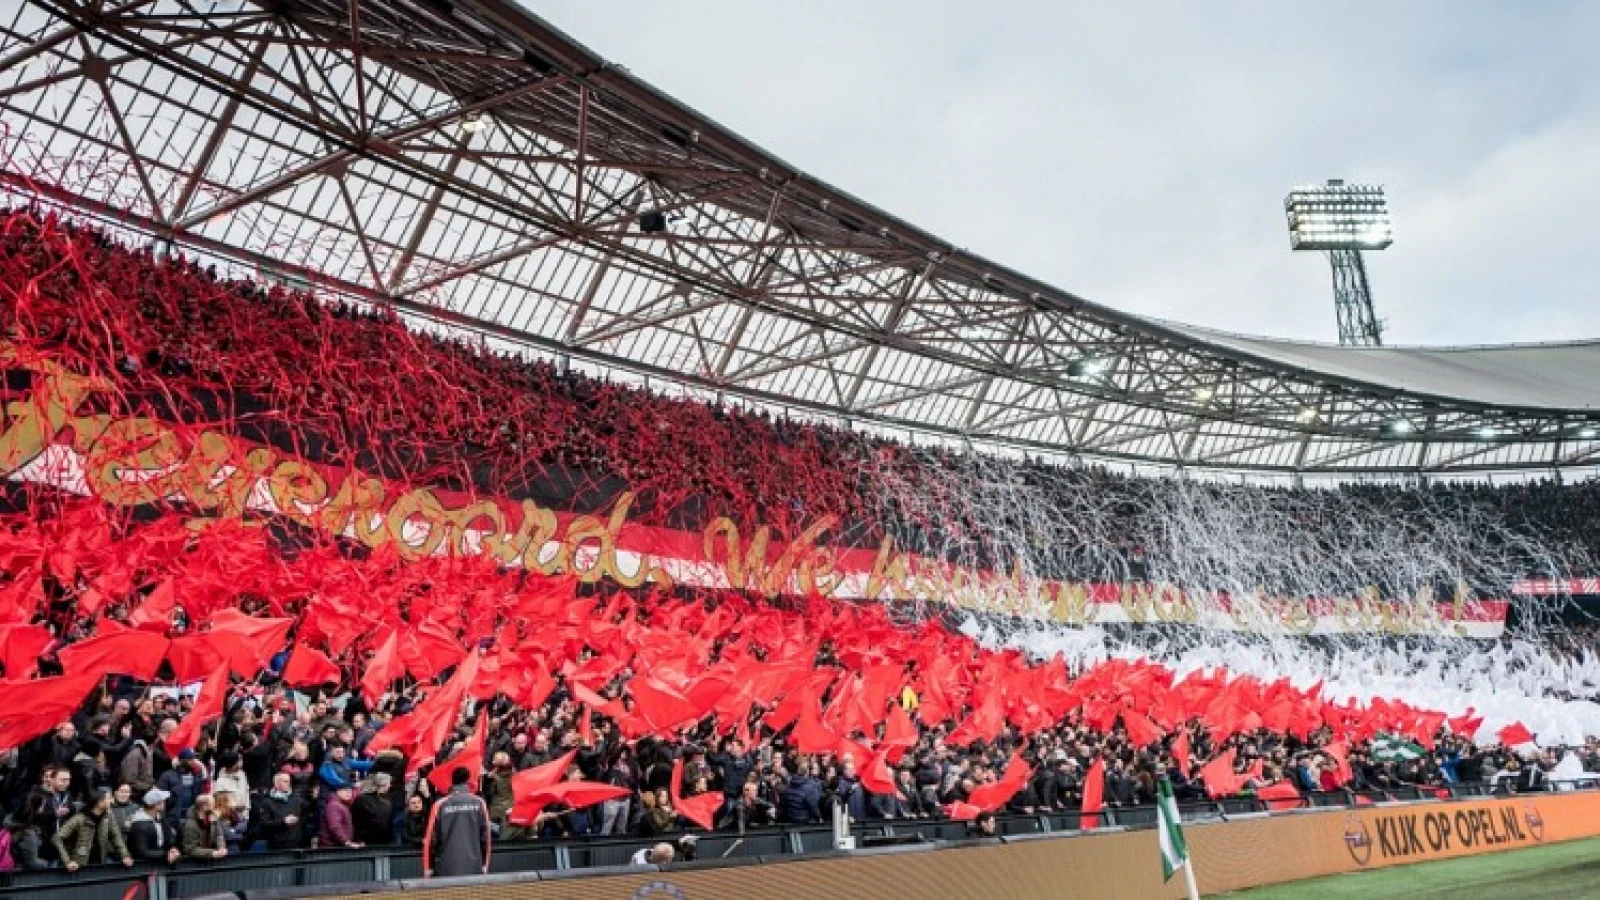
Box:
[1,343,1507,637]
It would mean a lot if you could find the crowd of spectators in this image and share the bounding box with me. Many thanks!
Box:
[2,209,1599,587]
[3,650,1591,873]
[3,210,1600,880]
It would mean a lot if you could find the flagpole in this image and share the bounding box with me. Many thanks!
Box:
[1181,856,1201,900]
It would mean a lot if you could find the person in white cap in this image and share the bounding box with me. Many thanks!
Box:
[128,788,181,865]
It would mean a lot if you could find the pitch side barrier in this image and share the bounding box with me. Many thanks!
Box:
[5,785,1595,900]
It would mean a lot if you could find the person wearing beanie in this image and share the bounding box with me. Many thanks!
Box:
[318,784,362,849]
[156,748,207,834]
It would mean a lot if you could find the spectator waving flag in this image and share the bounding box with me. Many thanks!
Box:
[1157,776,1199,900]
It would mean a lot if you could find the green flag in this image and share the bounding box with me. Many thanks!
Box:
[1157,776,1188,882]
[1371,734,1425,762]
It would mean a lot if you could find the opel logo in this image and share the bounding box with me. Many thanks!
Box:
[1342,814,1373,866]
[1523,804,1545,842]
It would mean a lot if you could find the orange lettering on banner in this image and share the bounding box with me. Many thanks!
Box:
[0,343,1509,632]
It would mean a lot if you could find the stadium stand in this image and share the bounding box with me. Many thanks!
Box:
[2,213,1599,895]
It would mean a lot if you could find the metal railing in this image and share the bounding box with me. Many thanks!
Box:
[3,781,1585,900]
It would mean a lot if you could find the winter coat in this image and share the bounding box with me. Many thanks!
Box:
[351,793,393,846]
[117,736,153,791]
[52,810,129,867]
[255,791,305,851]
[780,775,823,824]
[179,809,226,859]
[423,785,491,877]
[127,809,176,862]
[318,795,356,847]
[156,765,205,833]
[213,770,252,820]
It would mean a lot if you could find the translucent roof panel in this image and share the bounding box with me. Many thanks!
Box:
[0,0,1596,476]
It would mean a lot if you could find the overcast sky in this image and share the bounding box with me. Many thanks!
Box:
[533,0,1600,347]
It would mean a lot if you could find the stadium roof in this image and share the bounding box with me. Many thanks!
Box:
[2,0,1597,476]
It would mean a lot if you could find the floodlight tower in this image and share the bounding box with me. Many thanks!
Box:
[1284,180,1393,346]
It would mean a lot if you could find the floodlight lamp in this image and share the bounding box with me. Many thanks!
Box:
[1193,387,1214,402]
[1579,427,1598,439]
[1475,426,1501,441]
[1389,419,1414,434]
[1296,406,1317,422]
[461,113,488,134]
[1284,181,1394,251]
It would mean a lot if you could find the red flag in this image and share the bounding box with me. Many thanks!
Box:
[968,752,1032,812]
[790,689,838,755]
[165,633,229,683]
[881,702,918,764]
[1201,749,1241,799]
[944,800,982,821]
[398,623,466,681]
[127,579,177,631]
[427,713,488,795]
[1079,756,1105,830]
[859,749,903,798]
[367,652,478,772]
[670,758,722,831]
[1498,722,1536,747]
[511,748,577,798]
[504,667,556,711]
[58,631,168,681]
[0,625,53,679]
[1171,730,1191,776]
[1448,713,1484,740]
[629,677,699,732]
[1121,710,1162,749]
[510,780,629,825]
[1257,779,1302,811]
[359,628,403,703]
[208,609,294,673]
[0,673,101,751]
[281,645,343,688]
[163,665,231,756]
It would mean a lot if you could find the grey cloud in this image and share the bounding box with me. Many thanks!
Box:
[533,0,1600,345]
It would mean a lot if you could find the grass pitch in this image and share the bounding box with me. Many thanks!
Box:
[1215,836,1600,899]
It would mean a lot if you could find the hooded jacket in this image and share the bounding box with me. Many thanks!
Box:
[127,808,176,862]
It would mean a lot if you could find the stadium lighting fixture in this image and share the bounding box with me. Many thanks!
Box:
[1580,427,1598,439]
[1296,406,1318,422]
[1193,387,1214,402]
[1388,420,1415,435]
[1285,180,1392,346]
[461,113,488,134]
[1476,426,1501,441]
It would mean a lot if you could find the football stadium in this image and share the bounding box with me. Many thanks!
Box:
[1,2,1598,898]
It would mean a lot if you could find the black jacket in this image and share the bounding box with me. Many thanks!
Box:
[780,775,823,824]
[256,791,305,850]
[127,810,176,863]
[424,786,490,877]
[352,793,394,846]
[710,751,756,796]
